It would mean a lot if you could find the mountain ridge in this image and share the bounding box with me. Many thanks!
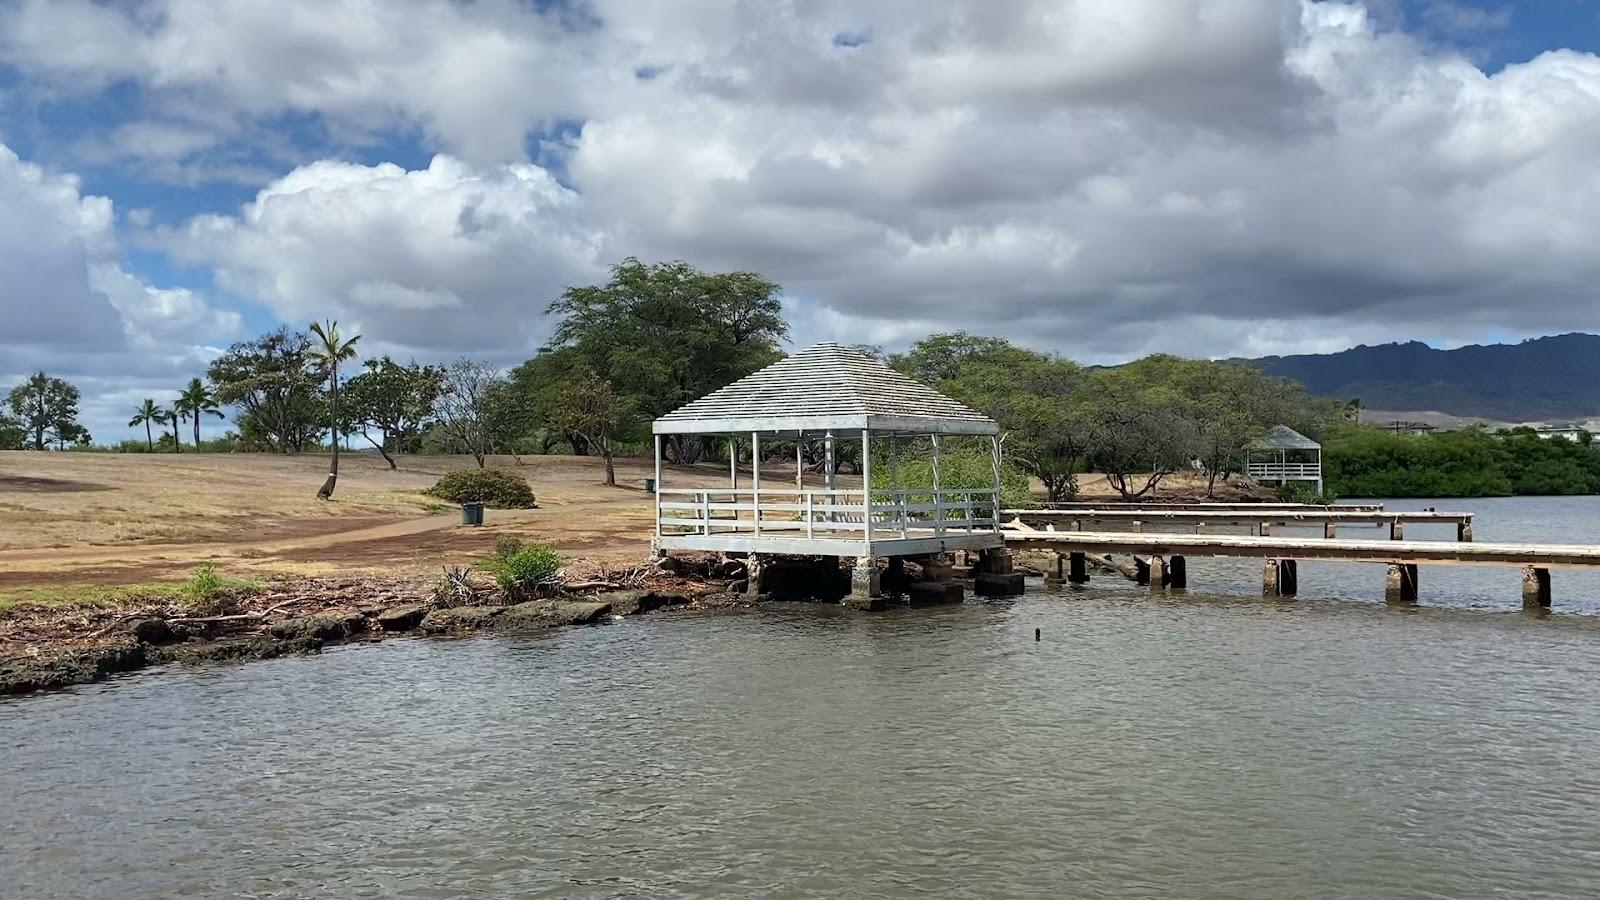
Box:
[1244,333,1600,422]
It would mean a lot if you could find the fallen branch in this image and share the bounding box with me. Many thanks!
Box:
[564,580,622,591]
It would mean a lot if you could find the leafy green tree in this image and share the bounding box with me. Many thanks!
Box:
[6,372,82,450]
[544,258,787,463]
[307,320,361,499]
[175,378,225,451]
[888,332,1018,386]
[0,412,25,450]
[1086,369,1200,500]
[343,357,444,469]
[208,327,325,453]
[128,398,163,451]
[551,369,631,485]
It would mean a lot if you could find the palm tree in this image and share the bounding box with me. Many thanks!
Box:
[176,378,225,450]
[129,398,162,451]
[163,405,187,452]
[308,319,361,499]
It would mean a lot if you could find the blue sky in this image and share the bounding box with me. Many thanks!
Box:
[3,0,1600,439]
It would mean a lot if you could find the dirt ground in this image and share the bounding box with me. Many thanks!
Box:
[0,451,673,593]
[0,450,1267,597]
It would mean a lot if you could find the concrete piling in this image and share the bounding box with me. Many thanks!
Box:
[974,548,1026,596]
[1385,563,1419,603]
[1263,558,1298,597]
[1167,555,1187,590]
[1148,555,1166,592]
[1522,566,1551,609]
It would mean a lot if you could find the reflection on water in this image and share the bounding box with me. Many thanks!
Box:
[7,581,1600,897]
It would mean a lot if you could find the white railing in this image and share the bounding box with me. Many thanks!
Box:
[1247,462,1322,480]
[656,488,1001,541]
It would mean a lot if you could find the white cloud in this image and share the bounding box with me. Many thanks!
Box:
[172,155,601,359]
[0,143,240,436]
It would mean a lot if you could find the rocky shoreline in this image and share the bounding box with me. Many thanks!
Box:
[0,559,746,697]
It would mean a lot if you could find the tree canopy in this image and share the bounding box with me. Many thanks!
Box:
[6,372,85,450]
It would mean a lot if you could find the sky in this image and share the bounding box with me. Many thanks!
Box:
[1,0,1599,441]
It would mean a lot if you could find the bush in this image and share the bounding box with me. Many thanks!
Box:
[874,448,1034,509]
[180,563,251,615]
[486,544,564,602]
[424,468,537,508]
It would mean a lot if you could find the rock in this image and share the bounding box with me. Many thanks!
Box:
[0,642,150,695]
[127,617,176,645]
[374,603,429,632]
[653,555,684,574]
[418,606,505,633]
[604,589,692,617]
[974,572,1027,597]
[906,581,965,605]
[500,599,613,629]
[173,635,324,664]
[712,558,747,578]
[268,607,368,641]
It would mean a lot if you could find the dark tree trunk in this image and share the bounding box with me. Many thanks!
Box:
[193,414,201,451]
[145,422,153,451]
[600,432,615,486]
[172,417,181,453]
[317,366,340,500]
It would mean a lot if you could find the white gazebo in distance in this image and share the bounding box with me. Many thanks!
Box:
[1246,425,1324,497]
[651,343,1018,607]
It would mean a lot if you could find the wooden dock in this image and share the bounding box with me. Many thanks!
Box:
[1006,508,1474,541]
[1001,527,1599,609]
[1037,501,1386,513]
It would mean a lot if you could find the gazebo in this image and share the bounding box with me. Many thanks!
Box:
[651,343,1015,605]
[1246,425,1323,496]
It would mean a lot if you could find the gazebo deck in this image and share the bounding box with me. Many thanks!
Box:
[655,486,1004,557]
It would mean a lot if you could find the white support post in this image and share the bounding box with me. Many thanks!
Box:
[653,434,663,538]
[729,435,738,490]
[991,434,1003,532]
[700,491,710,536]
[931,434,943,536]
[825,429,836,523]
[805,492,815,538]
[861,428,873,555]
[796,433,804,491]
[752,431,761,536]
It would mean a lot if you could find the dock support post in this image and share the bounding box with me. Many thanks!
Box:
[1068,551,1089,584]
[974,548,1025,596]
[744,554,767,597]
[1391,521,1405,541]
[1134,557,1151,586]
[1168,555,1187,590]
[1459,521,1474,542]
[1148,555,1166,592]
[885,555,906,594]
[1044,551,1064,587]
[1522,566,1551,609]
[1263,558,1297,597]
[1260,522,1271,537]
[845,557,886,610]
[1385,563,1419,603]
[1324,522,1337,539]
[922,553,956,582]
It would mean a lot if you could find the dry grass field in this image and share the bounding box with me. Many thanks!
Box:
[0,450,670,596]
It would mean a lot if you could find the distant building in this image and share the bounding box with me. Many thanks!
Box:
[1385,420,1437,436]
[1247,425,1323,496]
[1535,423,1591,442]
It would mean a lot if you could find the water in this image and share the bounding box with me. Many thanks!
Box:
[6,496,1600,898]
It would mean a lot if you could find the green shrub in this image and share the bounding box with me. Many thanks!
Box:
[424,468,537,508]
[486,544,564,602]
[874,448,1034,509]
[180,563,250,615]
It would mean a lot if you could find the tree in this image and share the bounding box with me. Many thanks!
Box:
[1087,371,1199,501]
[129,398,163,451]
[163,405,186,452]
[307,320,361,499]
[343,357,444,469]
[901,335,1095,504]
[435,359,504,467]
[544,258,787,464]
[6,372,82,450]
[0,412,24,450]
[208,328,325,453]
[175,378,225,451]
[551,370,629,485]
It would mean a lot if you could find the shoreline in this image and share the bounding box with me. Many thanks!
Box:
[0,557,749,697]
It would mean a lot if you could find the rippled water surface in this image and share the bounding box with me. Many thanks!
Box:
[6,497,1600,898]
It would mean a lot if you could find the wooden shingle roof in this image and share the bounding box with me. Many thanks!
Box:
[1251,425,1321,450]
[653,343,999,435]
